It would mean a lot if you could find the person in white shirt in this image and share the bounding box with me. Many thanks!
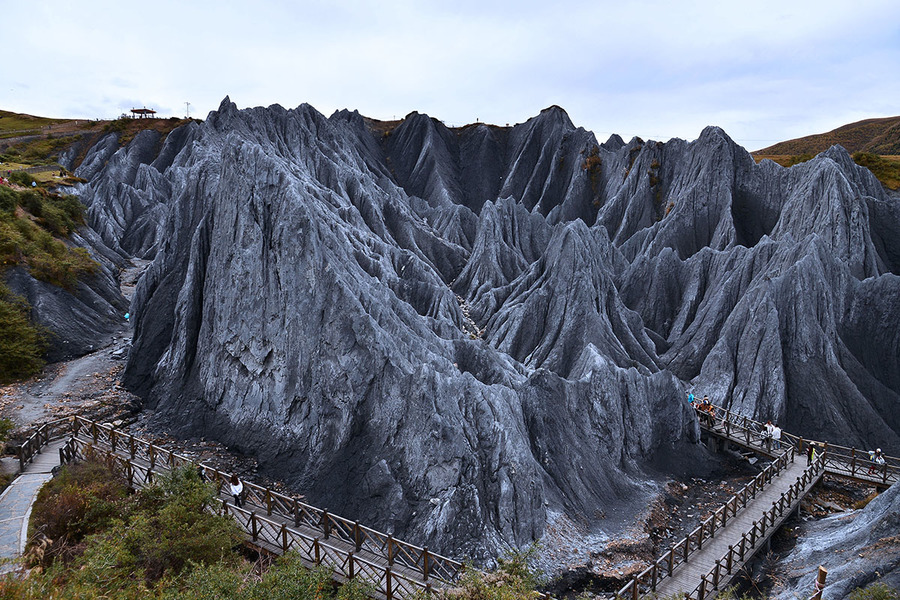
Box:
[229,474,244,507]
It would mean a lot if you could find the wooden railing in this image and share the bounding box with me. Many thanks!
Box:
[15,418,71,473]
[68,416,464,585]
[617,447,796,600]
[706,404,899,487]
[61,436,434,600]
[684,454,826,600]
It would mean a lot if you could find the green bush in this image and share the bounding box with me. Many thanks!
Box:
[0,283,46,383]
[447,545,543,600]
[8,171,36,187]
[28,456,130,564]
[850,582,900,600]
[0,185,95,290]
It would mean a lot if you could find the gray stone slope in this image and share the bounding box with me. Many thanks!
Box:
[771,483,900,600]
[66,97,900,562]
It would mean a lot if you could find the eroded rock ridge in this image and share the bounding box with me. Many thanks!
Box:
[70,98,900,561]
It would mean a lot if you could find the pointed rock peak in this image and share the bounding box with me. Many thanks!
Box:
[602,133,625,151]
[820,144,853,164]
[218,95,236,112]
[535,105,574,129]
[208,96,240,129]
[696,125,736,147]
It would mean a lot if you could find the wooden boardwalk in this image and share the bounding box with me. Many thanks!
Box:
[621,405,896,600]
[13,406,897,600]
[0,437,68,572]
[654,457,818,599]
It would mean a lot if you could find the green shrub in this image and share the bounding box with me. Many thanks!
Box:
[447,545,543,600]
[8,171,36,187]
[850,582,900,600]
[0,283,46,383]
[28,456,130,564]
[113,466,241,582]
[0,185,95,291]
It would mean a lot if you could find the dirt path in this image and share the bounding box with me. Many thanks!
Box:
[0,258,150,429]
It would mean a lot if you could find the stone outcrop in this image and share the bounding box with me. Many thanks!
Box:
[771,483,900,599]
[66,98,900,563]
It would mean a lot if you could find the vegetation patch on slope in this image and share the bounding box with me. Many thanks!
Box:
[0,183,97,288]
[0,110,72,138]
[0,182,98,381]
[3,459,543,600]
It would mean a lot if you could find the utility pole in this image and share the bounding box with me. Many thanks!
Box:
[185,102,191,119]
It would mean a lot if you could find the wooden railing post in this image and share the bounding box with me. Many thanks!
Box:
[387,536,395,566]
[265,489,273,516]
[251,512,258,541]
[322,511,331,538]
[632,577,640,600]
[293,499,301,527]
[423,547,430,580]
[385,567,392,600]
[281,524,288,553]
[314,537,321,564]
[699,575,707,600]
[129,435,135,459]
[354,521,363,551]
[348,552,355,579]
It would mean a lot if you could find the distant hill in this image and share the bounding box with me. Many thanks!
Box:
[755,116,900,155]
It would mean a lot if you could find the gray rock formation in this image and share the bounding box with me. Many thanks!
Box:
[771,483,900,599]
[66,98,900,563]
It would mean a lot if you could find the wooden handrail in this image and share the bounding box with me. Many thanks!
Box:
[60,436,436,600]
[67,416,464,585]
[681,455,826,600]
[699,403,898,486]
[617,441,797,598]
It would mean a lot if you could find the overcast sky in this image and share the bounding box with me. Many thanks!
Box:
[3,0,898,151]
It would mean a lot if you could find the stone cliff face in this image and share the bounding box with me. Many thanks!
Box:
[70,98,900,561]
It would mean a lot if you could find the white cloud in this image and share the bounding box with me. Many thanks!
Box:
[0,0,897,150]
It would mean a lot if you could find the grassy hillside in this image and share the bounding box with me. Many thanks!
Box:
[755,116,900,156]
[0,109,72,138]
[1,109,192,173]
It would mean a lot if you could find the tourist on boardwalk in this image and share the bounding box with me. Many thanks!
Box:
[869,448,885,475]
[772,425,782,450]
[229,474,244,507]
[700,396,716,426]
[806,443,816,466]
